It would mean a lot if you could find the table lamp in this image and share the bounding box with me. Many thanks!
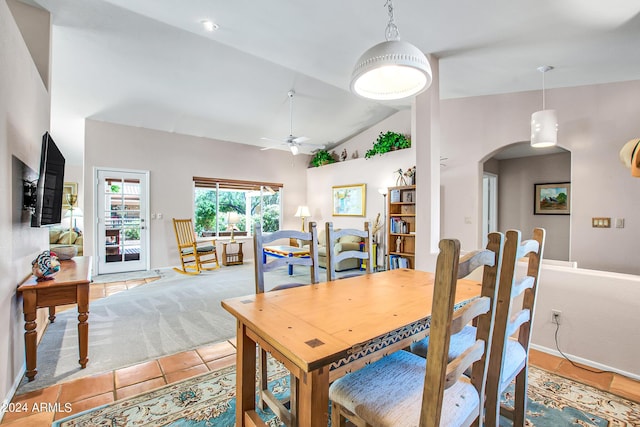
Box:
[65,194,78,244]
[294,206,311,231]
[227,212,240,243]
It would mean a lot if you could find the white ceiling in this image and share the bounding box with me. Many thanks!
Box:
[26,0,640,164]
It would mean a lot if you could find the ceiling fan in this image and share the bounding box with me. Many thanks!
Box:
[261,90,325,155]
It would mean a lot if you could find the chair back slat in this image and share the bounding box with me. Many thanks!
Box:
[325,221,373,281]
[444,339,485,390]
[450,296,491,335]
[253,222,319,294]
[484,228,545,426]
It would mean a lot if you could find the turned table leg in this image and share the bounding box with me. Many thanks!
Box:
[48,306,56,323]
[22,291,38,381]
[77,283,89,368]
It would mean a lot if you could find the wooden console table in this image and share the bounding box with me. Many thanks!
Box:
[17,256,92,381]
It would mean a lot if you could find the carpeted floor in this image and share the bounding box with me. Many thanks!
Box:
[52,363,640,426]
[18,262,329,394]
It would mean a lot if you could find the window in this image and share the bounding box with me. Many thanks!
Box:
[193,177,282,237]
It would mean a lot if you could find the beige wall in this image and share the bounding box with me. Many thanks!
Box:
[497,152,572,261]
[84,120,310,269]
[1,0,51,408]
[439,80,640,275]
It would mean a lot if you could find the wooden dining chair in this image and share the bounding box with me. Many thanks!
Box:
[484,228,545,427]
[329,232,504,427]
[409,229,545,427]
[325,221,374,281]
[172,218,219,274]
[252,221,320,427]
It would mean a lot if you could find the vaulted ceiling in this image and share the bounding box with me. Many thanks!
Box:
[26,0,640,164]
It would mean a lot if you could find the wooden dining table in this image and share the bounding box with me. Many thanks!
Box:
[221,268,482,427]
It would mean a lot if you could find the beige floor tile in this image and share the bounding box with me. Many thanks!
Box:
[0,412,55,426]
[158,350,203,374]
[556,360,614,391]
[115,360,163,389]
[2,385,61,423]
[205,354,236,372]
[165,365,209,384]
[58,371,114,404]
[54,392,114,420]
[115,377,166,400]
[196,341,236,362]
[104,284,128,297]
[609,374,640,403]
[529,349,563,372]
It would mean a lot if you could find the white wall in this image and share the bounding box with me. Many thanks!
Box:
[308,110,414,266]
[531,263,640,378]
[1,0,51,410]
[497,152,571,261]
[84,120,311,268]
[440,80,640,275]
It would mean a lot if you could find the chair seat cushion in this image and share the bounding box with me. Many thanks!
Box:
[270,283,307,291]
[499,339,527,391]
[329,350,479,427]
[410,324,477,360]
[196,245,215,253]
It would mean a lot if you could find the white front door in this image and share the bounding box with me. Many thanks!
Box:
[482,172,498,247]
[96,169,149,275]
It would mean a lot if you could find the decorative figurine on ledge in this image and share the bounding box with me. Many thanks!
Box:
[32,250,60,281]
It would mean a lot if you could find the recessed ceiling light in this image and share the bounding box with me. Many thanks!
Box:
[201,20,219,32]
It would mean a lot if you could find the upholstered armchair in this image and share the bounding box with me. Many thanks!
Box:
[314,227,365,272]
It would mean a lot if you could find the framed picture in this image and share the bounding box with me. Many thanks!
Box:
[63,182,78,207]
[332,184,366,216]
[534,182,570,215]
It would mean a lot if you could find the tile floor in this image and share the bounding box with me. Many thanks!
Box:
[2,280,639,426]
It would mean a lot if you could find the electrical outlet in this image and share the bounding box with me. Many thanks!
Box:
[551,309,562,325]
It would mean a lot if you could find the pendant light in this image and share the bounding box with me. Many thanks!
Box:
[351,0,432,100]
[531,65,558,148]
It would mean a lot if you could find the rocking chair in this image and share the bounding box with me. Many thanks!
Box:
[172,218,219,274]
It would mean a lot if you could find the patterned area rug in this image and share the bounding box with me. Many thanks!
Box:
[54,364,639,426]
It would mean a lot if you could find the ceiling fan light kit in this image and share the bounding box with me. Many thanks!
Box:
[351,0,432,100]
[531,65,558,148]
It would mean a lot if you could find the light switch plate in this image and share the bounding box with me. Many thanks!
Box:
[592,217,611,228]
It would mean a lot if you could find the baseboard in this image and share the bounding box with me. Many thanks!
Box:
[530,343,640,381]
[0,363,26,422]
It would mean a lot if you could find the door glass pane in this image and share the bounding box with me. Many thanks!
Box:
[104,177,141,263]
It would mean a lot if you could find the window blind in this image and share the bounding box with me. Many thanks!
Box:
[192,177,283,192]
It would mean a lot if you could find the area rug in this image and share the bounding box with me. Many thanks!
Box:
[53,365,640,426]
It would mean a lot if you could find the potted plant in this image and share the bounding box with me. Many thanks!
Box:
[365,131,411,159]
[310,149,336,167]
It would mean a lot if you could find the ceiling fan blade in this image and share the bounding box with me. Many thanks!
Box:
[292,136,310,144]
[260,137,285,144]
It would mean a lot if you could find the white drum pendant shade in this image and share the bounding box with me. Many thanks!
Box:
[531,109,558,148]
[351,40,432,100]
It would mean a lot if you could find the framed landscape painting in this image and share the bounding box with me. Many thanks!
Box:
[332,184,366,216]
[534,182,570,215]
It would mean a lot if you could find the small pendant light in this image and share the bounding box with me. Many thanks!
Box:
[531,66,558,148]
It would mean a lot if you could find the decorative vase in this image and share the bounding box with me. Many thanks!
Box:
[32,250,61,281]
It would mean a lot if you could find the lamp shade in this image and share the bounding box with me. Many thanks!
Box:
[64,208,83,218]
[531,109,558,148]
[290,145,299,155]
[294,206,311,218]
[227,212,240,224]
[351,40,432,100]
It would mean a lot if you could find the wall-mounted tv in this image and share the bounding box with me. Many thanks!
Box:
[31,132,65,227]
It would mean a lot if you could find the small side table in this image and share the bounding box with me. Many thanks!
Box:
[222,242,244,266]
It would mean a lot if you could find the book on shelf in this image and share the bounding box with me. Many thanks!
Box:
[390,189,401,203]
[388,255,410,270]
[390,217,409,234]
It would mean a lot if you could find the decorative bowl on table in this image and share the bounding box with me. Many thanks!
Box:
[32,250,61,281]
[53,245,77,260]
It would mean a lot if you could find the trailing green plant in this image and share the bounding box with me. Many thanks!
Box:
[365,131,411,159]
[310,149,336,167]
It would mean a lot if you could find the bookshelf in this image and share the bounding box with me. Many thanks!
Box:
[387,185,416,269]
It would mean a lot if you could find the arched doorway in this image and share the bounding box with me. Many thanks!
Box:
[482,142,571,261]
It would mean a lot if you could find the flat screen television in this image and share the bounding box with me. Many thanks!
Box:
[31,132,65,227]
